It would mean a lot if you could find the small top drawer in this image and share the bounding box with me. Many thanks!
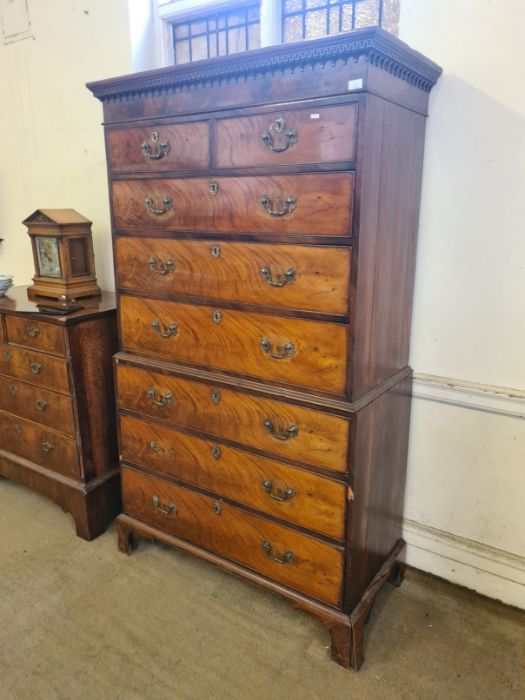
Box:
[5,316,66,356]
[216,104,358,168]
[107,122,210,172]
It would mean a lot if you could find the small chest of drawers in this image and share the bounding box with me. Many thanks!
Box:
[0,287,120,539]
[88,27,441,670]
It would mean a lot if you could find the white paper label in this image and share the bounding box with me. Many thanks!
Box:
[310,113,320,119]
[347,78,364,91]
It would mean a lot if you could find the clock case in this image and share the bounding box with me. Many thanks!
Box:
[24,209,101,302]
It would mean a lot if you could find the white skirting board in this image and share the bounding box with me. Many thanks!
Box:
[403,518,525,609]
[403,372,525,610]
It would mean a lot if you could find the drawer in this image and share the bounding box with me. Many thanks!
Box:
[216,103,358,168]
[107,121,209,172]
[115,237,351,315]
[122,467,343,605]
[120,414,346,540]
[5,316,66,356]
[117,364,349,473]
[112,173,353,236]
[0,345,70,393]
[0,376,76,435]
[120,296,347,393]
[0,410,81,479]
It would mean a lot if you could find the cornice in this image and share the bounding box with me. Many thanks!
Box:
[87,27,442,103]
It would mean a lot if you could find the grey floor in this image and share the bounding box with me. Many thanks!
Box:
[0,478,523,700]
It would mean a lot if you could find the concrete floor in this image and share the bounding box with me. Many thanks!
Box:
[0,479,523,700]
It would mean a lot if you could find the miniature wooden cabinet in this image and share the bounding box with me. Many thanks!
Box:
[88,27,441,668]
[0,287,119,539]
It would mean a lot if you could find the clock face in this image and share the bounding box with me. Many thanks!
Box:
[35,237,61,278]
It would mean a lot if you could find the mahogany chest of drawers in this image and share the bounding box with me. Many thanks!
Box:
[88,27,441,669]
[0,287,120,539]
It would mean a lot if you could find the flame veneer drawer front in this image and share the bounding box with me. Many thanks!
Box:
[0,344,70,393]
[107,122,210,172]
[111,173,353,236]
[116,364,350,474]
[122,467,344,605]
[5,316,66,356]
[0,376,76,435]
[119,414,346,540]
[119,296,347,394]
[216,103,358,168]
[0,410,80,479]
[115,237,351,315]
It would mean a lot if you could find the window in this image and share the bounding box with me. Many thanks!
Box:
[172,3,261,64]
[282,0,398,42]
[157,0,399,66]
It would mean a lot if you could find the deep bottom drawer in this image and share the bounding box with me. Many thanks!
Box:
[0,410,81,479]
[122,467,344,606]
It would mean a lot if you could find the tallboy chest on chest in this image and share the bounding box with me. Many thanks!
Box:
[88,27,441,670]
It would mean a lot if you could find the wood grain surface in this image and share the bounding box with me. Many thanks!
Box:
[119,295,347,393]
[0,409,80,479]
[5,316,66,356]
[107,121,209,172]
[0,344,70,393]
[120,414,346,539]
[112,173,353,236]
[216,103,358,167]
[0,375,76,435]
[116,364,350,473]
[115,237,351,315]
[122,466,344,605]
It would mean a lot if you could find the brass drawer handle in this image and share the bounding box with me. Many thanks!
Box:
[260,117,297,153]
[149,441,161,452]
[264,419,298,441]
[41,441,53,454]
[14,424,22,435]
[146,387,173,407]
[36,399,48,411]
[31,362,43,374]
[145,196,173,216]
[152,495,176,516]
[211,444,221,460]
[141,131,171,160]
[8,384,16,397]
[261,539,294,564]
[148,256,175,275]
[260,267,296,288]
[3,350,12,361]
[261,337,295,360]
[151,319,179,338]
[262,479,296,502]
[211,501,222,515]
[25,326,40,338]
[260,194,296,217]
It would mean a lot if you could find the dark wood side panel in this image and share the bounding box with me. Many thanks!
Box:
[346,374,412,609]
[351,95,427,399]
[67,316,119,480]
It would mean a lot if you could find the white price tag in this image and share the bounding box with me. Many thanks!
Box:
[347,78,364,91]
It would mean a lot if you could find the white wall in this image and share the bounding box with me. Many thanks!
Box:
[399,0,525,607]
[0,0,132,290]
